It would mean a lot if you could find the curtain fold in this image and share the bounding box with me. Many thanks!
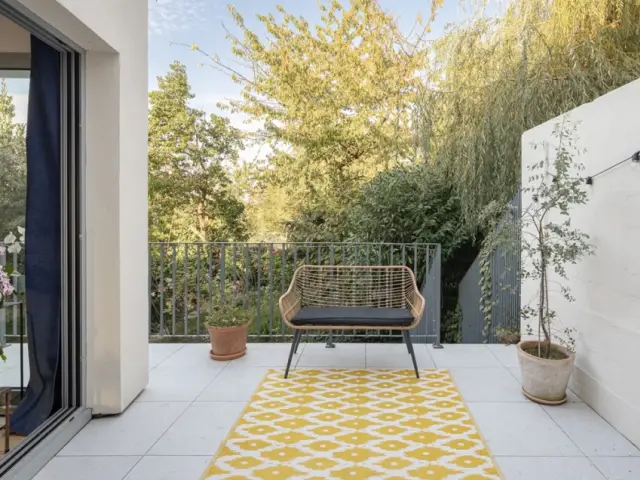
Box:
[11,35,62,436]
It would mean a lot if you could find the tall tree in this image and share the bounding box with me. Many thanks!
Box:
[417,0,640,226]
[0,80,27,235]
[191,0,432,240]
[148,62,247,242]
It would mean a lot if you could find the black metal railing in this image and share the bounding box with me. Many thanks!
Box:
[0,242,443,346]
[148,242,442,344]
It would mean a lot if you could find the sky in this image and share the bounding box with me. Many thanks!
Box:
[148,0,468,118]
[146,0,493,161]
[5,0,506,156]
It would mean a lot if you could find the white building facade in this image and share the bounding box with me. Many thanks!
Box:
[521,79,640,448]
[0,0,149,477]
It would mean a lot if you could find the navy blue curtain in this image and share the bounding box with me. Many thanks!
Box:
[12,36,62,436]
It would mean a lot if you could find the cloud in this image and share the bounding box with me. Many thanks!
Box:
[148,0,209,36]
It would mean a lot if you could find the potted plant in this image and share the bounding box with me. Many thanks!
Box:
[485,120,594,404]
[206,296,253,361]
[518,121,596,404]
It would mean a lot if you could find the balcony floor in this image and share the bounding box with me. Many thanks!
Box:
[32,343,640,480]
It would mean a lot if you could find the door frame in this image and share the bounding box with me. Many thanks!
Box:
[0,4,89,478]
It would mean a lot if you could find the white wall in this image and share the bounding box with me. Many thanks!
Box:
[14,0,149,413]
[521,79,640,447]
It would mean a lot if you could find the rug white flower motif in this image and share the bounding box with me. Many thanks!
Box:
[201,369,502,480]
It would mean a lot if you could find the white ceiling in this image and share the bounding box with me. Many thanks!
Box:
[0,13,30,54]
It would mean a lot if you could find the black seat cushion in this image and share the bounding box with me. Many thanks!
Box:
[291,306,413,327]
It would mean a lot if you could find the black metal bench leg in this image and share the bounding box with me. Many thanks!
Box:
[403,330,411,354]
[293,329,303,354]
[285,330,301,379]
[403,331,420,379]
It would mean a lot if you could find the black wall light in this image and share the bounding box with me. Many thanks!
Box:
[585,150,640,185]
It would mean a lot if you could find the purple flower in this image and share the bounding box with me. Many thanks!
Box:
[0,267,15,300]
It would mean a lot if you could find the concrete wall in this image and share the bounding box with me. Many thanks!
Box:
[521,79,640,447]
[13,0,149,413]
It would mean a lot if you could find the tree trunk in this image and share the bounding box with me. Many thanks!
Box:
[538,227,551,358]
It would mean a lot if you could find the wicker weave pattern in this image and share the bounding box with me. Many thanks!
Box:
[279,265,425,331]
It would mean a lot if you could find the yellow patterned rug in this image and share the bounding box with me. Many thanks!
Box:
[202,369,502,480]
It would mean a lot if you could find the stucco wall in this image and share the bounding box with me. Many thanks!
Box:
[521,79,640,447]
[13,0,149,413]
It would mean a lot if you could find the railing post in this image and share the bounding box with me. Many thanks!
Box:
[0,247,6,349]
[183,244,189,336]
[171,245,177,335]
[268,244,274,338]
[433,244,443,349]
[325,244,336,348]
[195,244,201,335]
[256,244,262,340]
[148,245,153,337]
[11,250,18,336]
[159,244,165,336]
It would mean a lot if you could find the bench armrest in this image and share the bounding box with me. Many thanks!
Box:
[279,282,302,328]
[408,289,425,324]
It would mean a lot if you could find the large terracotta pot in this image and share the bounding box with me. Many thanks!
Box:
[208,323,249,361]
[517,340,575,405]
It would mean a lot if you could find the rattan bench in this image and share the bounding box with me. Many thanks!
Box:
[279,265,425,378]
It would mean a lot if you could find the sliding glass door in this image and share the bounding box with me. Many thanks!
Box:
[0,5,86,477]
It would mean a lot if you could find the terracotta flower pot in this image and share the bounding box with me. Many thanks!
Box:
[207,323,250,361]
[517,340,575,405]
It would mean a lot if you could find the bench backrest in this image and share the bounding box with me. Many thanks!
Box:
[292,265,417,309]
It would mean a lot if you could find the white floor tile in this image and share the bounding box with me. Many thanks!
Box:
[0,366,29,389]
[196,366,269,402]
[543,403,640,457]
[59,402,189,456]
[157,344,225,368]
[46,344,638,479]
[428,344,503,368]
[508,367,583,403]
[486,344,520,368]
[468,402,582,456]
[297,342,366,368]
[148,402,246,456]
[496,457,605,480]
[124,456,211,480]
[149,344,184,370]
[365,343,435,369]
[590,457,640,480]
[138,366,225,402]
[34,456,140,480]
[450,367,524,402]
[227,342,303,368]
[0,343,30,387]
[0,343,29,372]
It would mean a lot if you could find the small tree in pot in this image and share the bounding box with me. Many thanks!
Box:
[485,120,594,404]
[206,296,253,361]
